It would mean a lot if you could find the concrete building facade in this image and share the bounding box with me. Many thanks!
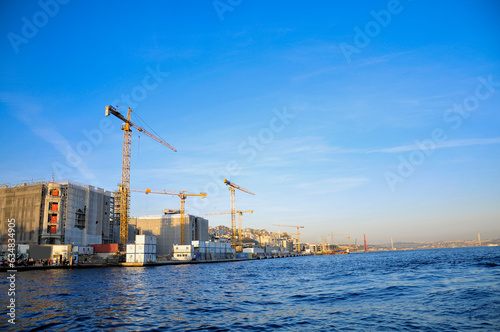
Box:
[0,183,45,245]
[0,181,114,246]
[131,212,209,255]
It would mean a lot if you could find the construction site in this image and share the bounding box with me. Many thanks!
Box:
[0,105,359,270]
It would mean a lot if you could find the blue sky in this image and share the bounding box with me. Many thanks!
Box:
[1,0,499,244]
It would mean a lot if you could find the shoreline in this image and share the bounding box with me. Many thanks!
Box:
[0,255,311,272]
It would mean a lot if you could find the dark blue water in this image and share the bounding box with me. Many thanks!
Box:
[2,246,499,331]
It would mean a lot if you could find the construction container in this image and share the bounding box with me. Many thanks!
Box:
[172,252,193,261]
[126,253,135,263]
[136,254,145,263]
[150,245,156,253]
[73,246,92,255]
[243,247,264,254]
[136,244,145,254]
[135,235,146,245]
[174,245,192,252]
[126,244,136,254]
[90,243,119,253]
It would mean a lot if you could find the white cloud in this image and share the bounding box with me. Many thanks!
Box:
[371,138,500,153]
[0,92,98,182]
[297,177,370,194]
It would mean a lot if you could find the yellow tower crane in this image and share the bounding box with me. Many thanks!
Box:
[206,210,253,248]
[105,106,177,245]
[131,187,207,245]
[333,234,351,249]
[223,179,255,248]
[255,230,266,248]
[273,224,304,253]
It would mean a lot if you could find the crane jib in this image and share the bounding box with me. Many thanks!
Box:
[105,105,177,152]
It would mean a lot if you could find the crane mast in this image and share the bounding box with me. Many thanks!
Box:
[333,233,350,249]
[105,105,176,245]
[273,224,304,253]
[223,179,254,248]
[120,107,132,246]
[206,210,253,247]
[231,187,236,247]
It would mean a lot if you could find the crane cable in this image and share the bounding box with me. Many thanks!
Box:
[132,110,168,145]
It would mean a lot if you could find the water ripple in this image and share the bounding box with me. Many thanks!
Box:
[2,247,499,331]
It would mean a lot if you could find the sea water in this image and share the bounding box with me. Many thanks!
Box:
[2,246,499,331]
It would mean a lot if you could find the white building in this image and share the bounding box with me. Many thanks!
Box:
[40,181,114,245]
[1,181,114,246]
[131,212,209,256]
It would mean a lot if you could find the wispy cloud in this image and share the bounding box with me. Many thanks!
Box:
[0,92,98,182]
[292,51,412,82]
[273,136,362,155]
[370,138,500,153]
[297,177,369,194]
[356,51,413,67]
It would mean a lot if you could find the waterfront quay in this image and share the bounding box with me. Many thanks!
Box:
[0,252,309,272]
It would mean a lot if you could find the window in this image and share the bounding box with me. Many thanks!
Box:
[75,208,85,229]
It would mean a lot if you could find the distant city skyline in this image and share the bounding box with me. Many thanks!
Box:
[1,1,499,244]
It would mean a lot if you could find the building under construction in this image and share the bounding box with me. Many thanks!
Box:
[0,181,115,246]
[130,210,209,255]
